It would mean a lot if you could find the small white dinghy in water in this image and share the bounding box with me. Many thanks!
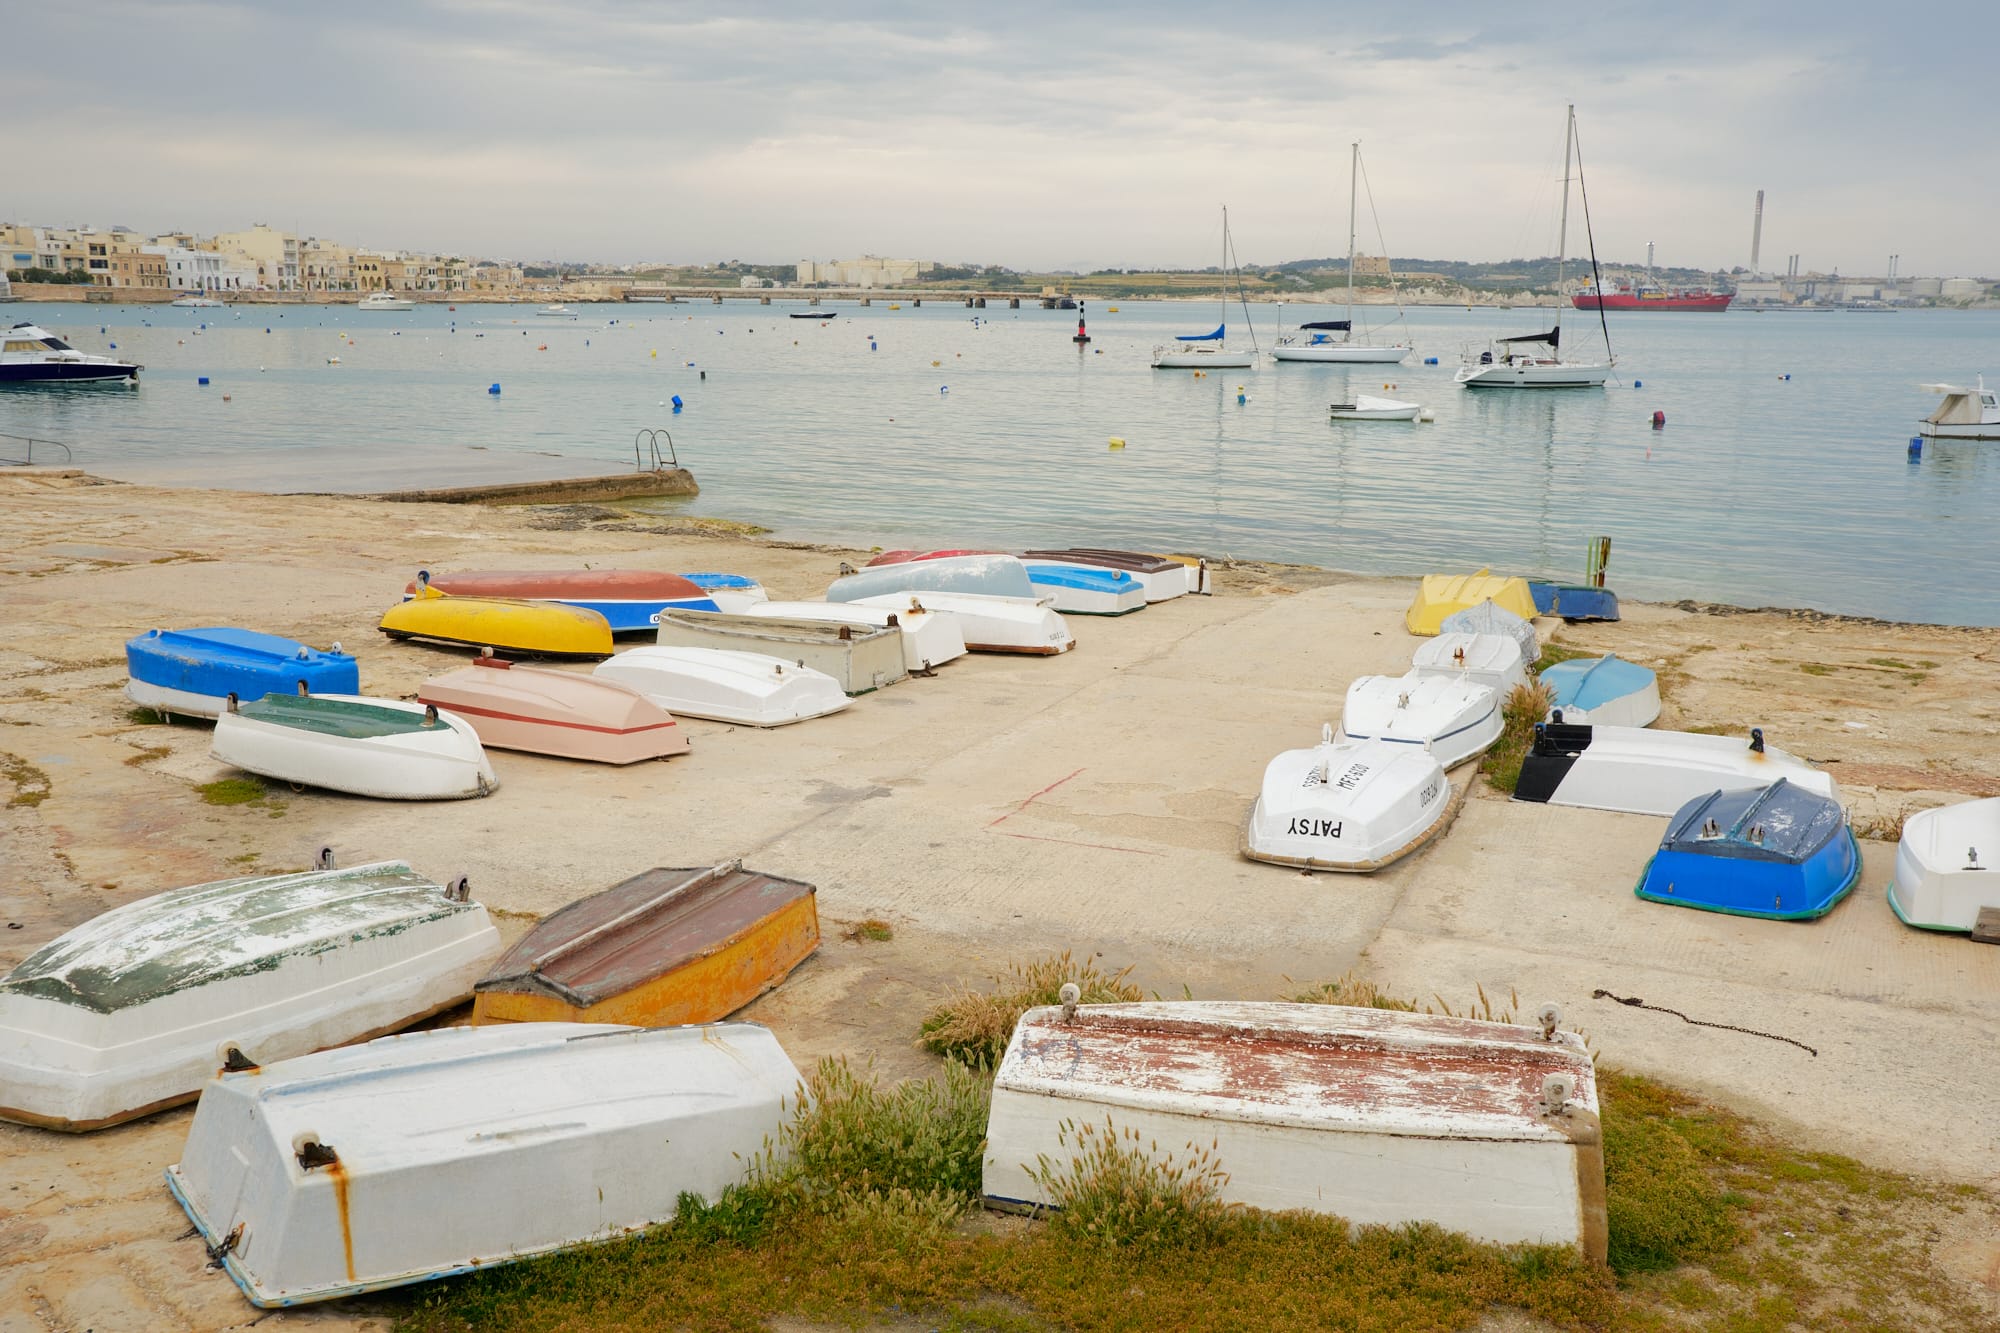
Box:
[1340,672,1501,769]
[1888,797,2000,933]
[1513,722,1836,817]
[1410,631,1530,698]
[593,646,851,726]
[850,591,1074,655]
[1327,394,1423,421]
[0,854,499,1131]
[210,693,497,800]
[168,1021,800,1306]
[707,599,967,672]
[1242,725,1450,872]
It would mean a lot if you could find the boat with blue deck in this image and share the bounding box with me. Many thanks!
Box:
[2,323,141,383]
[1016,562,1146,615]
[1542,654,1660,728]
[1528,582,1621,622]
[1635,779,1860,920]
[125,628,358,720]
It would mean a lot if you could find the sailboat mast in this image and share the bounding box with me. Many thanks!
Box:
[1346,141,1359,327]
[1555,104,1574,334]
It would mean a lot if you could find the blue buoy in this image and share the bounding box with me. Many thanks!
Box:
[488,383,501,395]
[671,394,683,410]
[870,341,878,351]
[1633,379,1642,388]
[1908,437,1923,460]
[1424,356,1439,365]
[197,376,209,385]
[108,343,116,349]
[940,385,949,394]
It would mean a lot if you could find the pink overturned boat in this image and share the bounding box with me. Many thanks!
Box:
[416,656,689,764]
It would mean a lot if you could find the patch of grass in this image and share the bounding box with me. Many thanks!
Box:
[1288,972,1518,1024]
[1,752,52,808]
[1028,1116,1233,1249]
[123,744,171,768]
[1534,641,1593,673]
[1482,678,1556,796]
[844,918,894,943]
[227,851,260,866]
[1849,812,1908,842]
[197,777,267,806]
[920,950,1143,1068]
[124,706,169,725]
[1799,662,1834,677]
[1866,657,1913,670]
[1599,1073,1742,1274]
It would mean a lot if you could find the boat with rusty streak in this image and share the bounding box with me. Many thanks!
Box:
[211,693,498,799]
[983,1001,1605,1259]
[472,861,818,1026]
[416,655,689,764]
[0,854,498,1132]
[1242,725,1451,872]
[167,1021,800,1306]
[379,587,614,658]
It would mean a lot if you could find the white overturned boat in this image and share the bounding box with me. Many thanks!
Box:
[1016,561,1147,616]
[169,1022,799,1306]
[713,599,966,672]
[984,1001,1605,1259]
[594,646,850,726]
[827,553,1036,603]
[1438,599,1538,664]
[0,856,498,1131]
[1888,798,2000,932]
[1328,394,1423,421]
[1514,722,1836,817]
[850,591,1074,655]
[1340,672,1501,769]
[1411,631,1530,698]
[653,610,907,695]
[1242,725,1450,872]
[210,693,497,800]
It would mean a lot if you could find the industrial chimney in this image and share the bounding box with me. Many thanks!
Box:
[1749,190,1765,276]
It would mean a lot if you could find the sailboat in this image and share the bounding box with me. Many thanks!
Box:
[1274,143,1411,364]
[1455,106,1614,389]
[1152,207,1258,370]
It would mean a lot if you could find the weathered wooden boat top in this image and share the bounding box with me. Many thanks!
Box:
[997,1001,1596,1143]
[404,569,708,601]
[125,628,358,698]
[1,862,472,1014]
[476,863,816,1008]
[234,693,447,738]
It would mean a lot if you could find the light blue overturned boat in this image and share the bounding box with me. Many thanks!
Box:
[1635,779,1860,921]
[125,628,359,720]
[1542,654,1660,728]
[827,554,1037,603]
[1018,562,1146,616]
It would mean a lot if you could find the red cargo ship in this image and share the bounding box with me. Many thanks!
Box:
[1572,281,1732,312]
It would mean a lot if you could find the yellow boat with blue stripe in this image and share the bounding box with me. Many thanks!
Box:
[379,587,613,658]
[1405,569,1539,636]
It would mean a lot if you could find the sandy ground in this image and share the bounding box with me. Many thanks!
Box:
[3,469,1999,1331]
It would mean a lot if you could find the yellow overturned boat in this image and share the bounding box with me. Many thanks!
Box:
[380,586,614,658]
[1405,569,1539,636]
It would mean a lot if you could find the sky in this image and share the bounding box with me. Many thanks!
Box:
[8,1,1995,277]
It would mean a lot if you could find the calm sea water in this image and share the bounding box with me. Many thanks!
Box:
[4,299,1997,625]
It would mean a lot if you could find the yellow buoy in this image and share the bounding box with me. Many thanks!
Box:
[650,349,658,358]
[1108,437,1126,450]
[931,360,941,367]
[1107,306,1119,313]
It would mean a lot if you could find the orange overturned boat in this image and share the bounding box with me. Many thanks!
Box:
[471,862,819,1027]
[380,587,614,658]
[417,655,689,764]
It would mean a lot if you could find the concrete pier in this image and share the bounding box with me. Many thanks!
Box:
[367,466,698,505]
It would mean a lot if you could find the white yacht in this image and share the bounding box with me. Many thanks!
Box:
[1918,377,2000,440]
[169,294,224,309]
[356,292,415,311]
[1,323,141,383]
[536,303,579,318]
[1274,143,1411,364]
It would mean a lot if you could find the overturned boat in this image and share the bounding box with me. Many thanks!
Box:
[1016,562,1147,616]
[984,1001,1605,1259]
[1888,798,2000,933]
[1528,581,1621,623]
[1542,654,1660,728]
[125,628,359,721]
[168,1021,800,1306]
[404,569,718,633]
[1439,599,1538,664]
[379,588,614,659]
[653,610,906,695]
[720,599,966,672]
[473,861,819,1026]
[1515,723,1835,816]
[593,647,850,726]
[1242,725,1450,872]
[850,591,1074,655]
[1340,672,1501,769]
[826,553,1037,603]
[1635,779,1860,920]
[416,655,689,764]
[1020,549,1193,601]
[211,693,498,800]
[682,572,769,603]
[0,856,498,1131]
[1405,570,1539,636]
[1410,631,1531,698]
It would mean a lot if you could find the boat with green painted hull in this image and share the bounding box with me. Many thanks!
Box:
[211,693,498,799]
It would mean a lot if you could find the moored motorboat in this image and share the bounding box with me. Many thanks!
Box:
[0,855,498,1131]
[1635,779,1860,920]
[1528,581,1621,622]
[1242,725,1450,872]
[1542,654,1660,728]
[593,647,851,726]
[1410,631,1531,698]
[405,569,718,633]
[1328,394,1423,421]
[850,591,1074,655]
[125,628,358,720]
[1438,600,1539,665]
[723,600,967,671]
[983,1001,1605,1259]
[1015,562,1147,616]
[1917,377,2000,441]
[416,656,688,763]
[653,610,906,695]
[1887,798,2000,932]
[535,303,578,317]
[827,553,1037,602]
[167,1021,800,1306]
[473,861,819,1026]
[1515,723,1835,816]
[1,322,142,383]
[1405,570,1539,636]
[355,292,414,311]
[379,588,614,658]
[1340,672,1501,769]
[1020,548,1192,601]
[211,693,498,799]
[788,310,837,320]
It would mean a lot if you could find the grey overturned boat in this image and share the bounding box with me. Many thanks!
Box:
[652,610,906,695]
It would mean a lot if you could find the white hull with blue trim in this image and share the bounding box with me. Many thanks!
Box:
[1339,671,1500,769]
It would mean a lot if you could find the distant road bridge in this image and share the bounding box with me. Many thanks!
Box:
[617,283,1074,309]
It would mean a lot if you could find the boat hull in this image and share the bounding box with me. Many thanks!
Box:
[1635,781,1860,920]
[379,593,614,658]
[653,611,907,695]
[1528,582,1621,622]
[1573,293,1730,312]
[727,600,967,671]
[416,659,688,764]
[0,361,140,383]
[1410,632,1531,698]
[1021,549,1191,601]
[593,647,851,726]
[1515,723,1836,817]
[827,553,1037,602]
[1340,673,1502,770]
[1274,343,1410,363]
[1919,423,2000,440]
[1542,655,1661,729]
[211,694,498,800]
[1455,361,1609,388]
[1242,734,1450,872]
[1406,572,1539,636]
[1017,563,1147,615]
[125,628,359,719]
[1151,347,1256,369]
[850,592,1073,655]
[1887,799,2000,931]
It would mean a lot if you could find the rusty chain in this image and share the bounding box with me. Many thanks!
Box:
[1592,989,1818,1057]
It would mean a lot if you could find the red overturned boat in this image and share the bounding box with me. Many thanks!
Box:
[402,570,719,633]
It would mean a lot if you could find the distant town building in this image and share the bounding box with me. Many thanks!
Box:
[215,224,300,289]
[796,256,934,288]
[1352,254,1393,277]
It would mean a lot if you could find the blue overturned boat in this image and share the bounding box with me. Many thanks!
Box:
[1528,582,1621,622]
[1542,654,1660,728]
[125,628,359,720]
[681,572,768,602]
[1017,562,1145,615]
[1635,779,1860,921]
